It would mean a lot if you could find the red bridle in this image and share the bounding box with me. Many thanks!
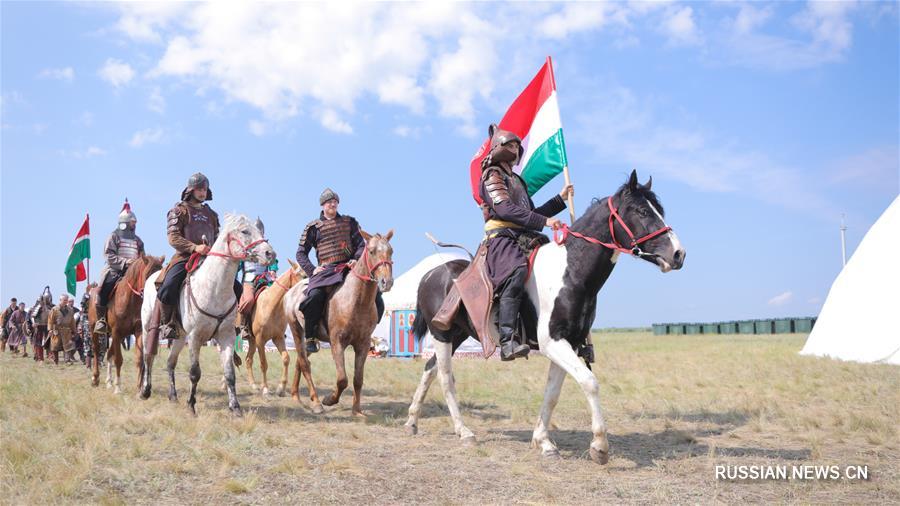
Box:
[205,233,269,261]
[349,245,393,283]
[554,196,672,257]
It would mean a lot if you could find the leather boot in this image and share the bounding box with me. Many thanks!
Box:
[94,305,109,335]
[300,292,325,354]
[498,295,529,361]
[158,303,177,341]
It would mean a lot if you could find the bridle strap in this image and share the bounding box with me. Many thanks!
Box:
[185,275,238,340]
[554,196,672,257]
[206,233,269,261]
[348,246,393,283]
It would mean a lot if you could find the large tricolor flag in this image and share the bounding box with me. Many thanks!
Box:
[470,56,568,204]
[64,214,90,296]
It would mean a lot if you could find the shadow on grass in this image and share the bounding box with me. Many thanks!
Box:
[496,424,811,468]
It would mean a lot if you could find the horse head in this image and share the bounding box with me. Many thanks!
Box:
[220,213,276,265]
[607,170,685,272]
[360,229,394,293]
[576,170,685,273]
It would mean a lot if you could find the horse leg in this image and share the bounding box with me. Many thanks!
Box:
[166,337,186,402]
[350,342,368,417]
[293,342,323,413]
[274,336,289,397]
[186,336,202,416]
[258,340,271,397]
[542,338,609,465]
[245,338,258,392]
[141,336,155,400]
[113,331,124,395]
[217,335,242,417]
[531,361,566,458]
[405,354,438,435]
[433,340,475,443]
[90,331,100,387]
[134,331,145,395]
[321,339,347,407]
[105,338,115,388]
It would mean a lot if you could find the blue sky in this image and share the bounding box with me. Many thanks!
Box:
[2,2,898,326]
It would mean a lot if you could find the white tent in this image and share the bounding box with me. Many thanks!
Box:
[373,252,484,356]
[800,196,900,365]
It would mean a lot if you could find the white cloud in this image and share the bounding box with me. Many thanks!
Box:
[733,5,773,35]
[538,3,623,39]
[248,120,267,137]
[129,127,165,147]
[38,67,75,82]
[319,110,353,134]
[60,146,107,159]
[662,6,701,46]
[148,87,166,114]
[768,291,793,306]
[99,58,135,88]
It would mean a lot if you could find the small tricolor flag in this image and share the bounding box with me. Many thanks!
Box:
[64,214,90,296]
[470,56,568,204]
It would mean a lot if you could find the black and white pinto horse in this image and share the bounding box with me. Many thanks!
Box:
[405,171,685,464]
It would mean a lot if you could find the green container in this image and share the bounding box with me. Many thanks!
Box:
[719,322,737,334]
[702,323,719,334]
[793,317,815,333]
[738,320,756,334]
[685,323,702,334]
[774,318,793,333]
[652,324,667,336]
[668,324,685,335]
[754,319,774,334]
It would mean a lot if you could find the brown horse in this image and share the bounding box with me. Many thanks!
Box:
[88,254,164,392]
[287,230,394,416]
[245,259,305,396]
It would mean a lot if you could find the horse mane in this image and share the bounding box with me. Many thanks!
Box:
[222,212,250,231]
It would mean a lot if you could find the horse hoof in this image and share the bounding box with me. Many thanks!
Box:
[405,424,418,436]
[188,405,198,417]
[311,403,325,415]
[231,407,243,418]
[542,448,561,459]
[353,411,368,419]
[91,379,99,387]
[276,387,286,397]
[249,384,258,392]
[461,435,477,447]
[140,388,151,400]
[589,447,609,465]
[322,396,338,407]
[168,394,178,403]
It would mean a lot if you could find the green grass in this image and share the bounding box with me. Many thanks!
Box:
[1,332,898,504]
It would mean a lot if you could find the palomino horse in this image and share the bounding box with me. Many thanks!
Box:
[140,214,275,415]
[285,230,394,416]
[405,171,685,464]
[245,259,305,396]
[88,255,164,391]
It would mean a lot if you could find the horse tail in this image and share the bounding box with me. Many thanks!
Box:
[412,304,429,342]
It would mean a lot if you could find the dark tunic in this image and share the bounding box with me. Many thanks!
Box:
[296,212,366,293]
[480,167,566,287]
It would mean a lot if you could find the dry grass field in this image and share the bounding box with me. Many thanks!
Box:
[1,331,898,504]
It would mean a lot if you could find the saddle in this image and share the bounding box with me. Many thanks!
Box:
[431,238,544,358]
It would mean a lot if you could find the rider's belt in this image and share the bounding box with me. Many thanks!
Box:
[320,255,351,265]
[484,219,523,239]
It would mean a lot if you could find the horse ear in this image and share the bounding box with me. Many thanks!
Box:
[488,123,498,138]
[360,229,372,242]
[288,258,298,270]
[158,255,166,264]
[644,175,652,191]
[628,169,639,191]
[384,229,394,241]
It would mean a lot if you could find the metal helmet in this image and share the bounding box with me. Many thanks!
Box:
[181,172,213,202]
[118,198,137,230]
[41,286,53,304]
[485,123,524,167]
[319,188,340,205]
[254,216,265,236]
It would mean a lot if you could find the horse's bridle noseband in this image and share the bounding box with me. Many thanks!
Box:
[554,196,672,258]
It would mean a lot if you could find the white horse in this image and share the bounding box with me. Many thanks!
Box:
[140,214,275,415]
[405,172,685,463]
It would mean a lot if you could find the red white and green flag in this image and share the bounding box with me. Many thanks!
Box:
[64,214,90,296]
[470,56,568,204]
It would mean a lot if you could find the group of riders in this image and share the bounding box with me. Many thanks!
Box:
[3,123,573,364]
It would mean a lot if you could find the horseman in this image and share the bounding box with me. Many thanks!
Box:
[94,199,145,334]
[236,218,278,341]
[458,124,573,361]
[47,294,77,365]
[30,287,53,363]
[296,188,384,354]
[156,172,242,341]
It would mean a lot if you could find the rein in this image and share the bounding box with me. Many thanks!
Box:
[124,260,152,298]
[554,196,672,257]
[347,246,393,283]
